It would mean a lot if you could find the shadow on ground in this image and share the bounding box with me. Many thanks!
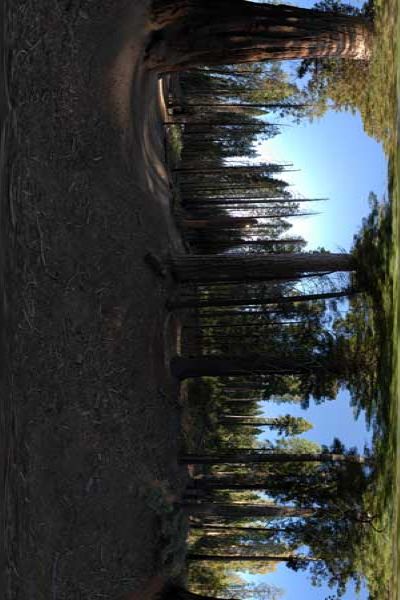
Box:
[2,1,188,598]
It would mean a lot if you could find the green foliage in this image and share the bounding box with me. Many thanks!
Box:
[297,0,396,154]
[236,62,303,106]
[346,161,399,598]
[263,415,313,436]
[175,2,399,596]
[352,192,392,302]
[349,192,394,428]
[187,557,283,598]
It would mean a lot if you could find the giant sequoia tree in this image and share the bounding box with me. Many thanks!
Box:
[148,0,373,71]
[170,252,354,283]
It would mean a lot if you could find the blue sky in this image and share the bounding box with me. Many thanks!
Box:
[216,3,388,596]
[242,565,369,599]
[260,109,388,252]
[230,67,388,600]
[238,389,373,599]
[259,388,372,452]
[256,0,388,254]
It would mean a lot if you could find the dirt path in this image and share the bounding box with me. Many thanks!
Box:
[2,1,188,598]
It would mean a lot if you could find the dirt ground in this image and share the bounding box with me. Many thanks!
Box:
[1,1,190,598]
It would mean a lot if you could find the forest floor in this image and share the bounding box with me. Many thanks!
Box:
[2,1,190,598]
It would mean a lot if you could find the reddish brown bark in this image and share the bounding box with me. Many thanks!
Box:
[149,0,372,71]
[170,252,355,283]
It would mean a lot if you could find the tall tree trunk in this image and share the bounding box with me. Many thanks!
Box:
[187,552,316,563]
[175,163,288,173]
[187,239,306,252]
[196,481,274,491]
[223,399,260,403]
[181,501,315,519]
[184,213,311,223]
[170,252,354,283]
[191,524,287,534]
[182,217,258,230]
[169,288,353,310]
[219,416,280,426]
[193,478,322,492]
[179,102,309,110]
[185,200,293,208]
[181,185,287,192]
[180,451,367,465]
[149,0,372,71]
[170,353,320,379]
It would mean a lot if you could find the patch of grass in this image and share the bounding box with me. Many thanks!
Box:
[355,150,399,600]
[345,2,399,594]
[355,31,399,594]
[364,0,398,156]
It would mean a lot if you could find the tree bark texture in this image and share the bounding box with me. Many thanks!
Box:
[181,501,315,519]
[182,217,258,230]
[170,352,335,380]
[149,0,372,71]
[190,524,286,534]
[169,288,353,310]
[180,451,366,465]
[170,252,354,283]
[187,553,313,563]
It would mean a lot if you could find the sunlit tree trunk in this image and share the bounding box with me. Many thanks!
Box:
[148,0,372,71]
